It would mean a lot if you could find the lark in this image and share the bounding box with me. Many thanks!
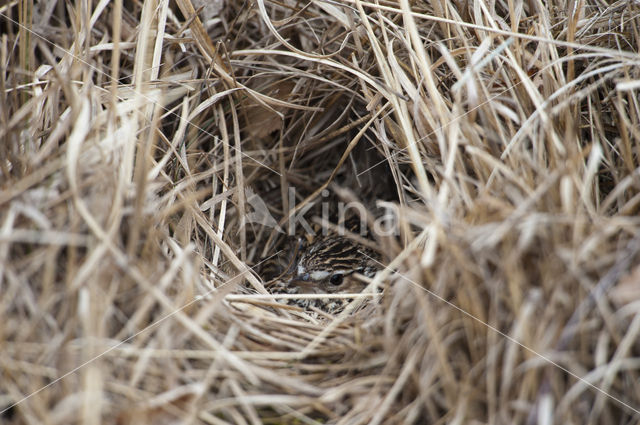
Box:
[267,235,380,314]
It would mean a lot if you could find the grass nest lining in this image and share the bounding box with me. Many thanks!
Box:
[2,0,640,424]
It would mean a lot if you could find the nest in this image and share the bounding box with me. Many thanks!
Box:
[2,0,640,423]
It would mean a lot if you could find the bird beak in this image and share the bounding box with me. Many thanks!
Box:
[282,273,320,294]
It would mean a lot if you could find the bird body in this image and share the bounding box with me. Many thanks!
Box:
[267,235,379,313]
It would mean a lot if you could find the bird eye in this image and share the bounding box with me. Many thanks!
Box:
[329,274,344,285]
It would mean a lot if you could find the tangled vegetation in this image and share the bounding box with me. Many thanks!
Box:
[1,0,640,423]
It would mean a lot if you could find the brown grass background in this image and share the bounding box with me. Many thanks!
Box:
[1,0,640,423]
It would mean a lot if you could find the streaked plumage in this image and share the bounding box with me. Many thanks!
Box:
[268,235,379,313]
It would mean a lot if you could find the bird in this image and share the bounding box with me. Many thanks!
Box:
[267,234,380,314]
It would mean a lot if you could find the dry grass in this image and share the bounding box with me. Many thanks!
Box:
[2,0,640,423]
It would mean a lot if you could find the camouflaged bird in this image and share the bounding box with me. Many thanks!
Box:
[268,234,380,314]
